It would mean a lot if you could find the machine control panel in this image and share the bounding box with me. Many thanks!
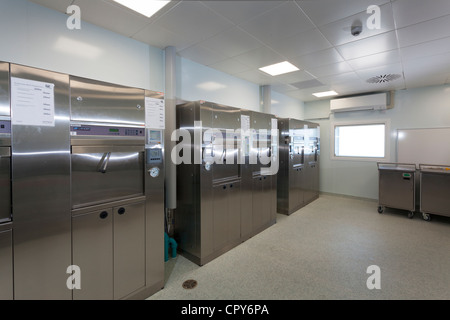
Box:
[70,125,145,137]
[0,120,11,135]
[146,129,163,167]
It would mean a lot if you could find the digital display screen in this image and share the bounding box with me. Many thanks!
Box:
[109,129,120,133]
[150,130,161,141]
[150,150,160,158]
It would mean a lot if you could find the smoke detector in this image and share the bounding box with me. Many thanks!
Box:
[367,74,402,84]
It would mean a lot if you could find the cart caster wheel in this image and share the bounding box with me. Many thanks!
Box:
[407,211,414,219]
[422,213,431,222]
[377,206,384,214]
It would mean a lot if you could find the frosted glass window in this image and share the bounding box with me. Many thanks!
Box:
[334,124,385,158]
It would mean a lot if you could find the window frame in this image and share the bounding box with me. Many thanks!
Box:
[330,119,391,162]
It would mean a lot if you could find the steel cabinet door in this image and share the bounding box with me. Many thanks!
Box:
[228,181,241,243]
[0,148,11,222]
[379,170,415,211]
[0,229,13,300]
[213,184,229,251]
[71,146,145,208]
[72,209,113,300]
[113,202,146,300]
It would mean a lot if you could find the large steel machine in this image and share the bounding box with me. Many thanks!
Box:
[277,119,320,215]
[0,61,165,300]
[240,110,278,238]
[175,101,278,266]
[69,77,165,300]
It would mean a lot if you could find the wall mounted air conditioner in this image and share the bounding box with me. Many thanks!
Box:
[330,92,394,113]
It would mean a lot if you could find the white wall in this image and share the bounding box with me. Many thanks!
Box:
[304,85,450,200]
[0,0,164,92]
[271,90,305,119]
[176,57,261,111]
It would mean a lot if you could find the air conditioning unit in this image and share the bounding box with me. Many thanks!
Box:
[330,92,393,113]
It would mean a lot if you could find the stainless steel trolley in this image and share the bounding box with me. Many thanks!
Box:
[377,162,416,219]
[419,164,450,221]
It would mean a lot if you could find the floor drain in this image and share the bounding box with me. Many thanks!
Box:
[182,280,198,290]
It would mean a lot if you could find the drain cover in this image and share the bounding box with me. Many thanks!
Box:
[182,280,198,290]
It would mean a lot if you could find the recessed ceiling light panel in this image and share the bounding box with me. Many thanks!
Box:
[259,61,299,76]
[113,0,171,18]
[312,91,339,98]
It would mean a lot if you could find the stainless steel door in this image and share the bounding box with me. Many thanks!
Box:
[72,209,114,300]
[0,225,13,300]
[70,76,145,126]
[0,62,9,116]
[420,166,450,217]
[11,64,71,300]
[379,169,415,211]
[0,147,11,223]
[114,201,146,299]
[71,146,145,208]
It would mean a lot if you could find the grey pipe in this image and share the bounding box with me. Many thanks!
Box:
[165,46,177,209]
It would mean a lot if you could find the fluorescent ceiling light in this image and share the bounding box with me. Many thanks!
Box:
[313,90,339,98]
[113,0,171,18]
[259,61,299,76]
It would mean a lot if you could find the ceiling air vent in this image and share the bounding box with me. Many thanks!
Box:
[367,74,402,84]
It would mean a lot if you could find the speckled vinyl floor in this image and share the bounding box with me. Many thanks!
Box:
[147,194,450,300]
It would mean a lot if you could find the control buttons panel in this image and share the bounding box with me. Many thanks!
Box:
[70,125,145,137]
[0,120,11,135]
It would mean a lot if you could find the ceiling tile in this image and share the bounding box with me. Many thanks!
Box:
[208,58,253,75]
[355,63,404,82]
[317,72,360,85]
[234,69,279,86]
[296,0,390,27]
[290,48,344,70]
[234,46,286,69]
[264,28,332,58]
[306,61,353,78]
[399,36,450,61]
[152,1,234,44]
[319,3,395,47]
[397,14,450,48]
[29,0,74,13]
[403,53,450,78]
[273,70,315,85]
[336,31,399,60]
[271,82,299,94]
[199,27,264,59]
[238,1,316,45]
[392,0,450,29]
[201,0,284,25]
[133,23,194,50]
[179,45,227,67]
[347,50,401,70]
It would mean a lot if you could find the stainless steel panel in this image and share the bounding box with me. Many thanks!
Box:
[240,110,253,239]
[0,62,9,117]
[0,147,11,223]
[70,76,145,126]
[0,227,13,300]
[213,183,229,251]
[72,209,113,300]
[11,64,71,300]
[420,165,450,217]
[144,91,165,294]
[378,164,416,212]
[113,201,146,299]
[228,180,241,243]
[212,104,240,181]
[71,148,144,208]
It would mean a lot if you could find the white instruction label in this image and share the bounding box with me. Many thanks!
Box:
[11,77,55,127]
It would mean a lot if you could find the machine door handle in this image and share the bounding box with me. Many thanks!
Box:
[97,152,112,174]
[99,211,109,220]
[118,208,126,215]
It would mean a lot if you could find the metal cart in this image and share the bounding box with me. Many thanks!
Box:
[419,164,450,221]
[377,163,416,219]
